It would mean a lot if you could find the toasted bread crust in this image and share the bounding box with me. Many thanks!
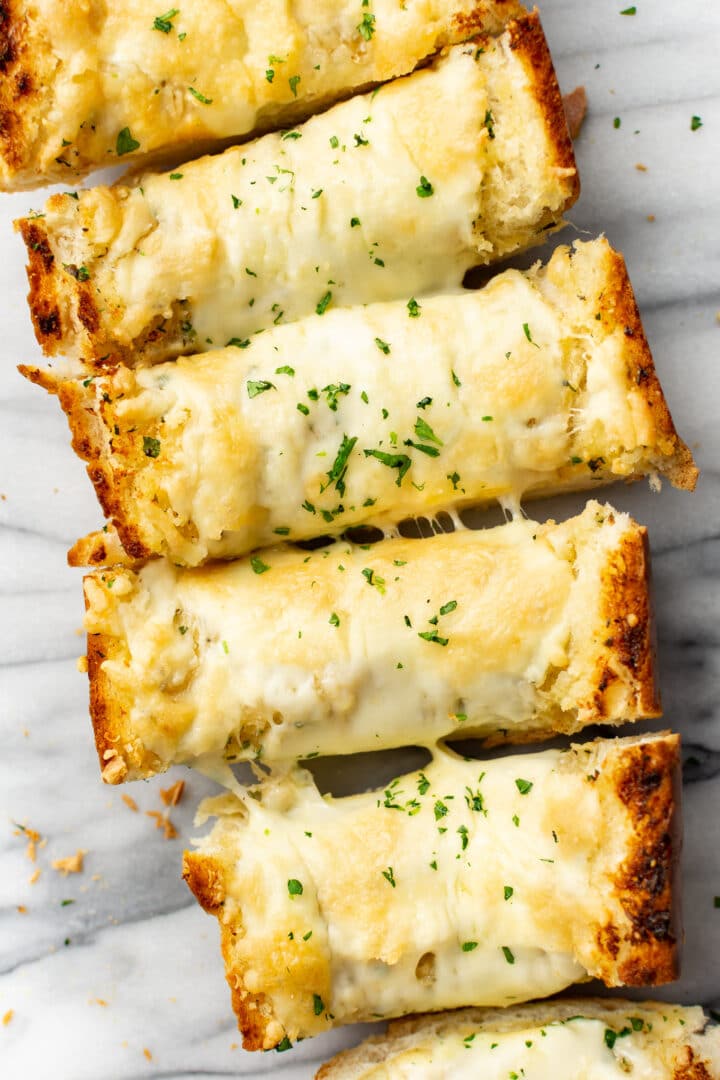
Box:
[595,733,680,986]
[594,523,660,719]
[508,12,580,210]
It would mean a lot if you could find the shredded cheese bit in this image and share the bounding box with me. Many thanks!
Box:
[52,850,86,876]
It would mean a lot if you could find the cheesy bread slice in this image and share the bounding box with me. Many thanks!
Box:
[83,502,659,784]
[183,733,681,1050]
[25,239,695,568]
[1,1,527,191]
[17,13,578,366]
[316,1000,720,1079]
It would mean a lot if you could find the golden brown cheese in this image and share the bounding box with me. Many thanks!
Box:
[26,238,696,568]
[82,502,659,784]
[183,733,681,1050]
[316,1000,720,1079]
[16,13,578,365]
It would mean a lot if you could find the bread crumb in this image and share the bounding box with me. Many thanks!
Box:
[160,779,185,807]
[93,998,108,1007]
[17,905,27,914]
[76,656,89,674]
[29,869,41,885]
[635,162,647,171]
[230,1042,239,1050]
[13,824,44,863]
[562,86,587,139]
[647,214,656,222]
[143,1048,153,1061]
[122,794,139,813]
[52,850,86,876]
[2,1009,13,1026]
[146,811,177,840]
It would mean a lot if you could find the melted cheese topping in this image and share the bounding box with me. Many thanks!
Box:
[192,738,665,1041]
[5,0,522,187]
[86,502,645,773]
[324,1005,718,1079]
[37,30,575,359]
[85,239,668,565]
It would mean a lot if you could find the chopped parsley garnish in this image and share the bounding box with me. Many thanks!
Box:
[250,557,270,575]
[381,866,396,887]
[350,216,361,227]
[361,567,386,594]
[465,778,487,814]
[276,1036,293,1052]
[152,8,179,33]
[116,127,140,156]
[504,885,514,900]
[287,878,303,896]
[418,772,430,795]
[404,439,440,458]
[281,130,302,141]
[484,109,496,139]
[614,116,621,129]
[462,941,478,952]
[266,69,275,83]
[324,434,357,497]
[313,994,324,1016]
[247,379,275,398]
[226,337,250,348]
[416,396,432,410]
[354,132,369,146]
[274,526,290,536]
[330,135,339,148]
[419,629,448,646]
[329,612,340,627]
[275,365,295,376]
[169,172,183,180]
[297,402,310,415]
[364,449,411,486]
[512,814,520,827]
[142,436,161,458]
[501,946,515,964]
[321,382,351,411]
[374,337,391,354]
[231,194,242,208]
[357,11,376,40]
[316,291,332,315]
[434,799,448,820]
[691,115,703,131]
[289,75,301,97]
[407,297,421,318]
[439,600,457,615]
[522,323,539,347]
[414,417,443,446]
[221,639,229,654]
[416,175,434,198]
[451,369,462,387]
[620,5,637,12]
[245,267,257,277]
[188,86,213,105]
[312,188,323,199]
[447,472,461,490]
[458,824,469,851]
[515,778,533,795]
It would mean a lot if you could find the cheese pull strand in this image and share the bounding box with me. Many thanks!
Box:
[17,14,577,365]
[183,733,680,1050]
[83,501,659,784]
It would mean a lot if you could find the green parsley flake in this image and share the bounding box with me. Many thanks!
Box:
[227,337,250,348]
[614,116,622,129]
[275,365,295,376]
[374,337,391,354]
[404,438,439,458]
[484,109,496,139]
[325,434,357,497]
[350,216,361,227]
[116,127,140,156]
[364,448,411,486]
[169,172,183,180]
[330,135,339,148]
[691,115,703,131]
[281,130,302,141]
[462,941,478,952]
[316,291,332,315]
[152,8,179,33]
[504,885,514,900]
[620,5,637,12]
[523,323,540,347]
[329,612,340,627]
[407,297,421,317]
[313,994,324,1016]
[188,86,213,105]
[142,436,161,458]
[247,379,275,398]
[414,416,443,446]
[382,866,396,887]
[276,1036,293,1052]
[439,600,457,615]
[289,75,301,97]
[297,402,310,415]
[266,69,275,83]
[419,629,448,647]
[416,175,434,198]
[357,11,376,40]
[452,370,462,387]
[361,567,386,594]
[515,778,533,795]
[501,946,515,964]
[231,194,242,208]
[287,878,303,896]
[250,557,270,575]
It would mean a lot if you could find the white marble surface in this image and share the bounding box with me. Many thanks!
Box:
[1,2,719,1076]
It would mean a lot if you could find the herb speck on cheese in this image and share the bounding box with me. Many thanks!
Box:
[250,557,270,575]
[287,878,303,897]
[416,175,434,198]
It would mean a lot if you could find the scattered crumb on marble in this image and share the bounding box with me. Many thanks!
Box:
[76,655,88,673]
[92,998,108,1007]
[0,494,6,501]
[160,779,185,807]
[22,729,29,737]
[230,1042,239,1050]
[635,162,647,171]
[2,1009,13,1026]
[146,811,177,840]
[28,869,41,885]
[13,823,45,863]
[17,905,27,914]
[52,850,86,876]
[122,794,139,813]
[647,214,656,221]
[143,1047,153,1061]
